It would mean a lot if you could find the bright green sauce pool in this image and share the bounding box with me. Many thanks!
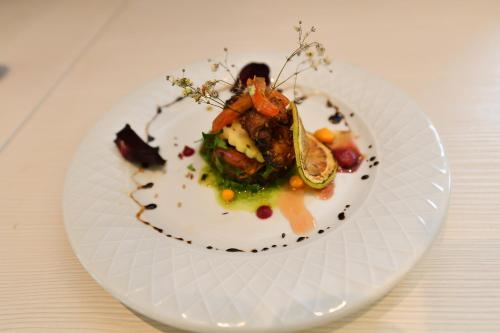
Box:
[199,164,289,212]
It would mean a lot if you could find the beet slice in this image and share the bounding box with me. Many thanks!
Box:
[114,124,166,168]
[232,62,270,92]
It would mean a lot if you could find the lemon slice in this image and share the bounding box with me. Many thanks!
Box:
[291,102,337,189]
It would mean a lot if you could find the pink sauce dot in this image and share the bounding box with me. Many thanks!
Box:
[256,205,273,219]
[182,145,195,157]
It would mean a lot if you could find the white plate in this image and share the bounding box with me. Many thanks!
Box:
[63,53,450,333]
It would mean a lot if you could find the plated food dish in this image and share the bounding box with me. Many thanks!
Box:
[63,23,450,333]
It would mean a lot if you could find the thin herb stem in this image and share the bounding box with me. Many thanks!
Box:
[293,73,299,100]
[271,41,321,89]
[205,97,225,108]
[218,62,235,81]
[275,66,313,89]
[272,55,293,90]
[218,48,236,81]
[215,79,233,86]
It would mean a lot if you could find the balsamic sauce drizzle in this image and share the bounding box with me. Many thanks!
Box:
[129,170,195,246]
[367,154,380,168]
[336,204,353,222]
[145,96,185,143]
[129,169,151,225]
[128,96,196,246]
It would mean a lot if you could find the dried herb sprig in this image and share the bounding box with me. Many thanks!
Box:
[166,48,238,110]
[208,47,236,81]
[166,23,332,107]
[272,21,332,91]
[166,69,231,110]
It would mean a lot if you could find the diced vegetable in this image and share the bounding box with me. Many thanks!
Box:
[221,189,235,202]
[314,128,335,144]
[289,175,305,189]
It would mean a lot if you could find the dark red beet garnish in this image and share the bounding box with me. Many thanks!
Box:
[256,205,273,219]
[182,145,195,157]
[332,147,363,171]
[232,62,270,91]
[114,124,166,168]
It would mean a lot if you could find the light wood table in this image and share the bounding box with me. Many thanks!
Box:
[2,1,500,332]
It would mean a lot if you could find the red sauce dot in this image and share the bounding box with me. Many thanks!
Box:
[256,205,273,219]
[182,145,195,157]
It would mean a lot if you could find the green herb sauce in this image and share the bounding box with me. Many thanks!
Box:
[198,132,294,211]
[199,164,291,211]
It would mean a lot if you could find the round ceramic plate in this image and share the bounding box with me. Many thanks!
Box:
[63,53,450,333]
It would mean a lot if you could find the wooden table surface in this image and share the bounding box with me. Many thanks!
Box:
[2,1,500,332]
